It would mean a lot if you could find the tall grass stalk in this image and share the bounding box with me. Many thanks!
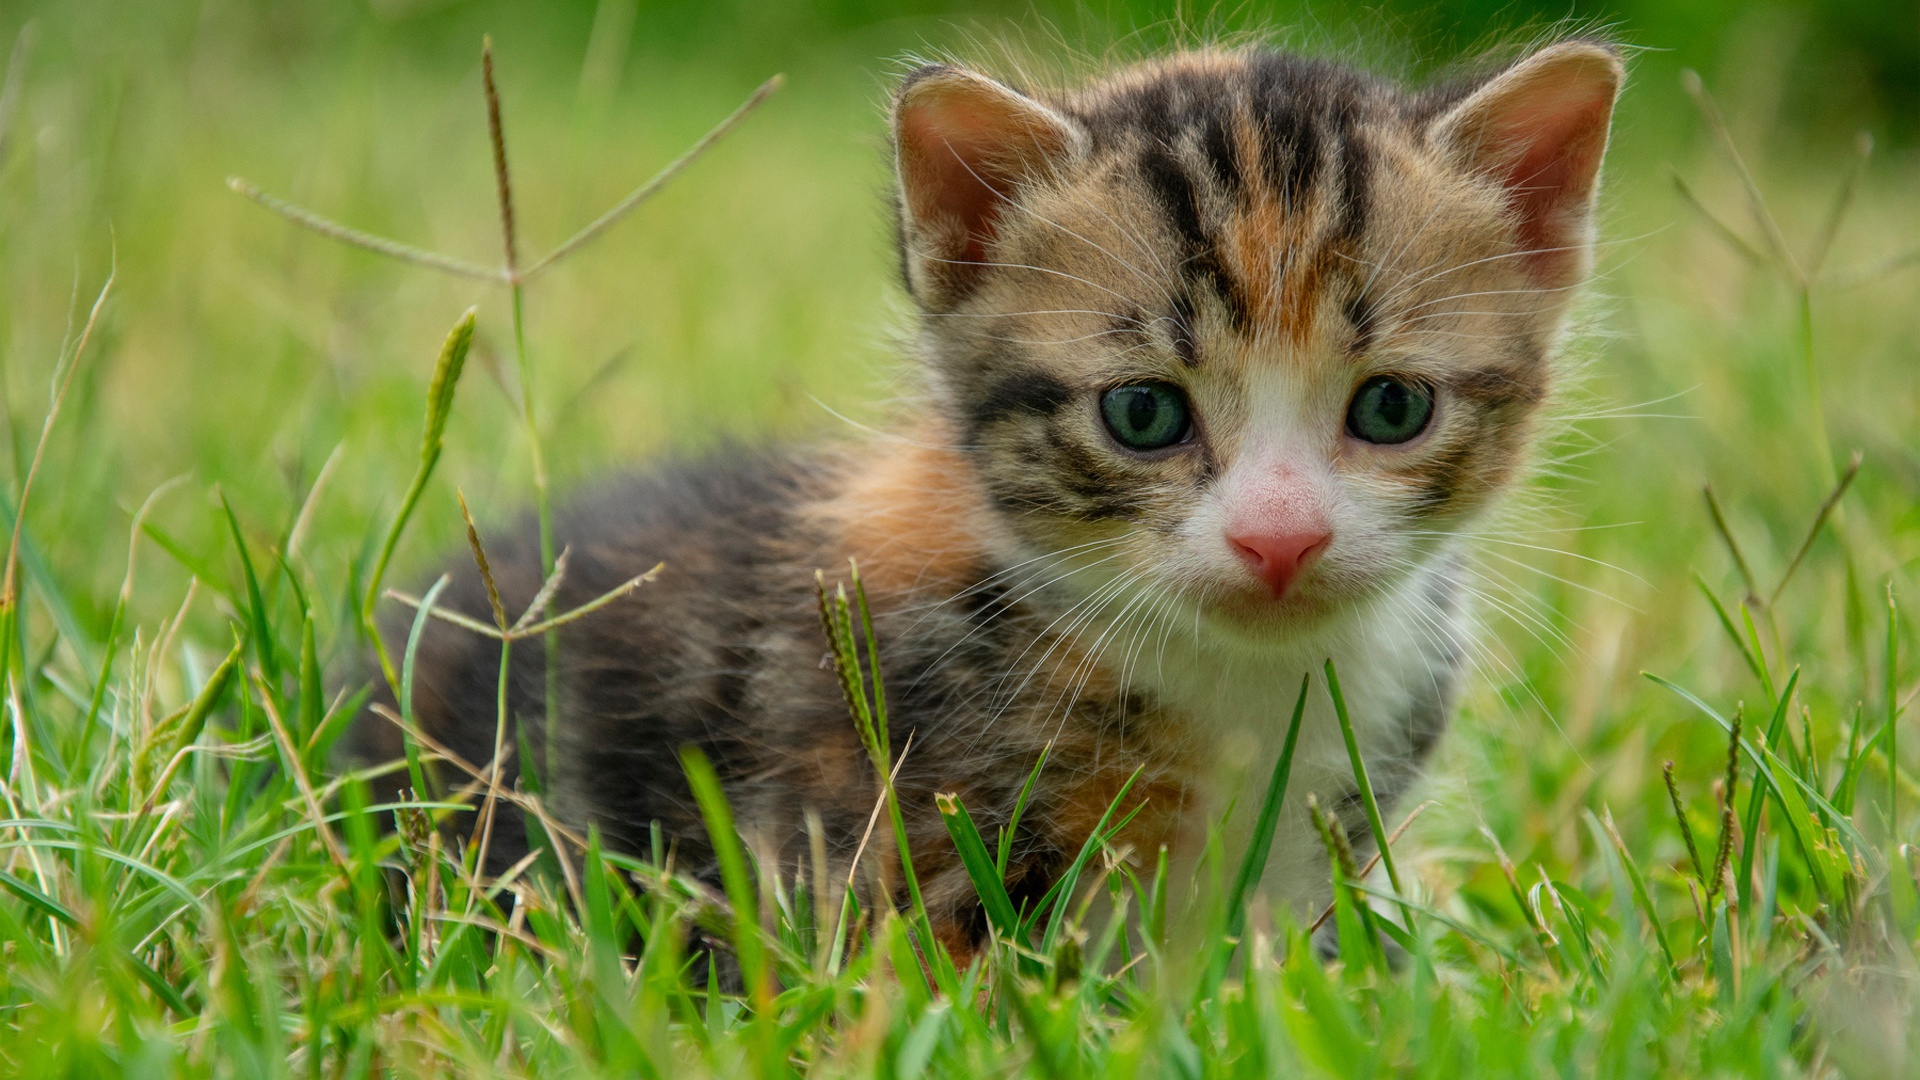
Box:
[228,35,779,713]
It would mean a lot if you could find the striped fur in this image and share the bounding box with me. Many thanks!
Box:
[353,40,1623,957]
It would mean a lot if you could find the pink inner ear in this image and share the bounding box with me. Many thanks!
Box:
[1480,80,1615,274]
[900,91,1055,267]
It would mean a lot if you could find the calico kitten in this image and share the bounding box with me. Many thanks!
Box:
[355,39,1623,956]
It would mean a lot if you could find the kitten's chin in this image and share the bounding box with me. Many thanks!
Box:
[1202,585,1342,640]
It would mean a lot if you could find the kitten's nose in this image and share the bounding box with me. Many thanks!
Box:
[1227,529,1331,599]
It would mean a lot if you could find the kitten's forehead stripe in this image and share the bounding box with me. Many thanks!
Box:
[1198,111,1241,194]
[1136,145,1251,332]
[1056,50,1388,350]
[1329,101,1372,246]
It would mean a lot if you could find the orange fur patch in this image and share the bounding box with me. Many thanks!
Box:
[1049,766,1186,867]
[826,428,995,600]
[1220,111,1328,348]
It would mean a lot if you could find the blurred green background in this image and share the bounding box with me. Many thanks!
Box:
[0,0,1915,848]
[2,4,1918,1069]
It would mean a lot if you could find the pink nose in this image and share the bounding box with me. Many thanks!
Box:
[1228,529,1331,599]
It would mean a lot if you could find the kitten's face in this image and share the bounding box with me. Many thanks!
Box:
[894,46,1621,637]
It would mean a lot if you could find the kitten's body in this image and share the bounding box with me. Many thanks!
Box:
[356,41,1620,953]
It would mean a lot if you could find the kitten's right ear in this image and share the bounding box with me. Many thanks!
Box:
[1429,41,1624,292]
[893,64,1084,309]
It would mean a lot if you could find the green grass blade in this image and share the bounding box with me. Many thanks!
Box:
[1648,670,1864,902]
[138,520,237,604]
[1225,673,1310,943]
[297,611,321,745]
[5,866,203,1020]
[850,562,889,759]
[1739,669,1800,900]
[1325,659,1410,930]
[1887,584,1899,832]
[138,633,244,800]
[936,792,1019,941]
[997,743,1051,878]
[0,865,77,925]
[1694,573,1765,684]
[219,491,278,685]
[1593,809,1678,982]
[399,574,453,799]
[1739,603,1777,704]
[362,308,475,689]
[1835,702,1867,814]
[680,745,768,1011]
[1039,768,1143,952]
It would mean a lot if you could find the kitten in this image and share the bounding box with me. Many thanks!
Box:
[354,39,1622,956]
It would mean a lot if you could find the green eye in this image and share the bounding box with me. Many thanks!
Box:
[1345,376,1434,445]
[1100,382,1192,451]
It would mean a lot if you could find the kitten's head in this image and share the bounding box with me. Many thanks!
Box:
[891,41,1622,636]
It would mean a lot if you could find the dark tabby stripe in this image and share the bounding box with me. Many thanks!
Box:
[968,369,1073,441]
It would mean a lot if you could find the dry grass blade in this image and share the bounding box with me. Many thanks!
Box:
[1710,707,1742,902]
[550,345,633,428]
[1806,132,1873,279]
[1308,799,1433,934]
[430,910,556,959]
[366,703,586,910]
[1671,170,1768,268]
[1828,247,1920,288]
[1702,483,1759,604]
[385,563,659,643]
[457,491,509,632]
[255,673,348,870]
[1663,761,1707,888]
[3,262,112,617]
[226,178,502,281]
[509,547,571,634]
[382,591,499,639]
[844,730,914,891]
[1768,451,1862,607]
[482,37,519,274]
[521,74,784,281]
[81,475,190,757]
[368,707,532,832]
[285,444,343,563]
[458,484,514,890]
[1681,69,1802,284]
[510,564,660,638]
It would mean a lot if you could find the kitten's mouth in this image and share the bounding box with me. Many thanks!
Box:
[1205,581,1337,634]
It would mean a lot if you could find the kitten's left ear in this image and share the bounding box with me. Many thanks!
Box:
[1431,40,1624,290]
[893,64,1086,310]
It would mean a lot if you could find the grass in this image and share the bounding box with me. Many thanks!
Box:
[2,4,1919,1077]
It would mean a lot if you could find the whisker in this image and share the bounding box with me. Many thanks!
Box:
[1368,227,1665,312]
[929,254,1155,313]
[899,545,1135,684]
[993,577,1143,734]
[1408,531,1648,587]
[924,308,1153,326]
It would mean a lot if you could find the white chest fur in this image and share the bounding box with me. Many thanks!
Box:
[1102,557,1470,913]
